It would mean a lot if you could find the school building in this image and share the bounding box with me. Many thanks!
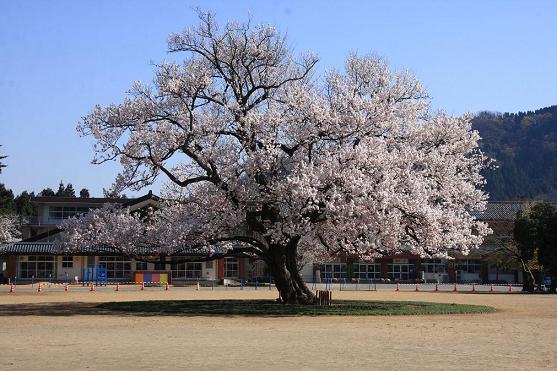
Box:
[0,194,529,285]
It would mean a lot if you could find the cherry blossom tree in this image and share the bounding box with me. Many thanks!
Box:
[59,11,491,304]
[0,145,7,174]
[0,214,21,244]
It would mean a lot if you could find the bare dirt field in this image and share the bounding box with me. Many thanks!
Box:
[0,287,555,370]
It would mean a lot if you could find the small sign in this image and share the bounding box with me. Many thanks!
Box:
[393,258,409,264]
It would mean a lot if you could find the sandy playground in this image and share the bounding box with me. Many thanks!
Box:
[0,286,555,370]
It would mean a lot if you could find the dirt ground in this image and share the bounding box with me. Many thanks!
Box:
[0,287,555,370]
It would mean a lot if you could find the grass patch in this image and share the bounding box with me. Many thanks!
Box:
[97,300,495,316]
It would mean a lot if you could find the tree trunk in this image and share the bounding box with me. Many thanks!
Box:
[522,270,535,292]
[264,238,316,305]
[519,259,535,293]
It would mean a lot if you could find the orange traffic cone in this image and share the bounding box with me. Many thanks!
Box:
[415,283,420,292]
[9,284,15,293]
[140,282,145,291]
[115,283,120,292]
[37,283,42,293]
[472,283,476,293]
[435,283,439,292]
[453,283,457,292]
[508,284,512,293]
[90,284,96,292]
[490,284,494,292]
[395,283,400,292]
[196,280,200,291]
[165,282,169,291]
[64,283,69,292]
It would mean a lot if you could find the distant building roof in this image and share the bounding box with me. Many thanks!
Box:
[31,191,160,207]
[31,196,133,204]
[0,242,239,257]
[122,190,160,207]
[23,228,63,242]
[471,202,523,221]
[471,201,557,220]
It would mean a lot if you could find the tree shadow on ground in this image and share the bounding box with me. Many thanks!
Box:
[0,300,495,317]
[0,302,116,317]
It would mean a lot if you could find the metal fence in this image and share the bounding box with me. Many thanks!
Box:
[313,281,523,293]
[2,281,525,293]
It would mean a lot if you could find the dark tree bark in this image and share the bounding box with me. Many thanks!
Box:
[522,270,535,292]
[519,259,536,293]
[264,237,316,304]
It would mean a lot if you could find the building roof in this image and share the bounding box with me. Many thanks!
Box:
[0,242,239,257]
[30,191,158,206]
[122,190,160,207]
[31,196,133,204]
[23,228,63,242]
[0,242,85,255]
[471,201,557,220]
[471,202,523,221]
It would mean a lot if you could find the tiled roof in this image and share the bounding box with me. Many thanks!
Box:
[122,191,160,207]
[471,202,523,220]
[471,201,557,220]
[31,197,132,204]
[0,243,60,255]
[0,242,236,257]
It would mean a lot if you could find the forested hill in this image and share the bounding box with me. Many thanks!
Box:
[472,105,557,201]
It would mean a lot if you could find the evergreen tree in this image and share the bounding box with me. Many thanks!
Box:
[39,188,56,197]
[513,213,538,292]
[0,145,6,174]
[473,105,557,200]
[56,182,76,197]
[56,182,65,197]
[529,203,557,293]
[0,183,15,214]
[64,183,76,197]
[14,191,36,217]
[79,188,90,198]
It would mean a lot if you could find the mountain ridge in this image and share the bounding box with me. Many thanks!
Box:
[472,105,557,201]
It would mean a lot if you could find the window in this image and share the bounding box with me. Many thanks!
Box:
[321,263,347,279]
[252,260,267,278]
[456,259,481,274]
[224,258,239,278]
[19,255,56,279]
[421,259,447,274]
[388,262,416,281]
[154,262,166,270]
[135,261,148,271]
[171,261,202,280]
[62,256,73,268]
[48,206,95,221]
[205,260,213,269]
[488,263,514,274]
[353,263,381,280]
[98,256,132,279]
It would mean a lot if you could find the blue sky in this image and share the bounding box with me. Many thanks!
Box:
[1,0,556,197]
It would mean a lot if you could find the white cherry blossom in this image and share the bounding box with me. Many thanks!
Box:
[60,11,491,303]
[0,214,21,244]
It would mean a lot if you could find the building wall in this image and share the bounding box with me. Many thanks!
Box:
[488,272,516,283]
[202,260,216,280]
[56,255,84,281]
[299,264,314,282]
[4,253,524,284]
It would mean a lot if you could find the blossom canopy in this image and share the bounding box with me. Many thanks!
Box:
[60,11,491,303]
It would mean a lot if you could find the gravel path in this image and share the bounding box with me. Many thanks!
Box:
[0,289,555,370]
